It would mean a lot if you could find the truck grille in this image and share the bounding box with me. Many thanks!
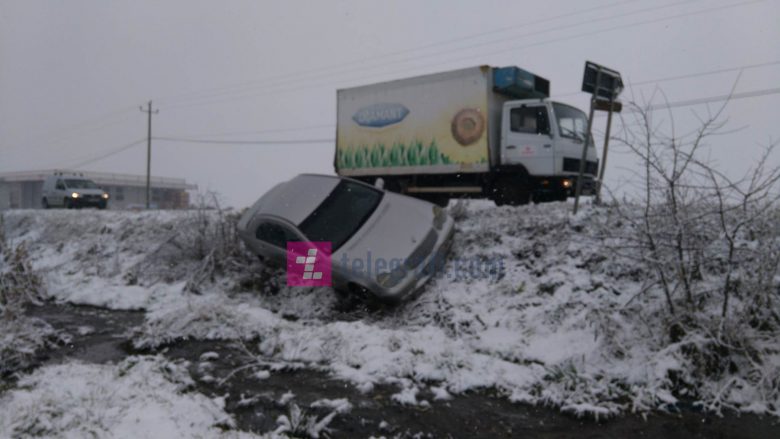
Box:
[563,158,598,176]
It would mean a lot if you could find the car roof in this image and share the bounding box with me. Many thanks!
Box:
[252,174,343,226]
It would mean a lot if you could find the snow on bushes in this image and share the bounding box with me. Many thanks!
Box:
[3,196,778,418]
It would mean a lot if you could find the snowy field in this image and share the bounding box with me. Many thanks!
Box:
[1,201,778,436]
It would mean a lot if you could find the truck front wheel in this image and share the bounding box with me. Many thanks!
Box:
[494,173,531,206]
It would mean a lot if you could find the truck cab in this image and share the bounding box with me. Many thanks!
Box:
[500,99,598,202]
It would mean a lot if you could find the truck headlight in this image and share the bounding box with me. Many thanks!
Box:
[377,266,407,288]
[102,193,109,199]
[433,205,448,230]
[71,192,80,198]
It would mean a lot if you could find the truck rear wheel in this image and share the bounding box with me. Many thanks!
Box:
[494,173,531,206]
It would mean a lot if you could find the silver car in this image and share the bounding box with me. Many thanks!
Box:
[238,174,454,303]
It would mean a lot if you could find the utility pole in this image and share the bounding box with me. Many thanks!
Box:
[139,101,159,209]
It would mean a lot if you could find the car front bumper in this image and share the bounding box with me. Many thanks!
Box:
[372,218,456,303]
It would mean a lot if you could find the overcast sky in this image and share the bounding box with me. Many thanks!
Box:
[1,0,778,207]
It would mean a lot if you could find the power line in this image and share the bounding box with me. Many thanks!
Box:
[161,0,765,111]
[153,136,333,145]
[4,107,137,155]
[156,123,335,139]
[160,0,704,108]
[52,79,779,171]
[590,86,780,117]
[154,60,779,141]
[646,87,780,110]
[554,60,780,98]
[52,87,775,173]
[65,139,146,169]
[160,87,779,144]
[19,105,136,143]
[153,0,648,106]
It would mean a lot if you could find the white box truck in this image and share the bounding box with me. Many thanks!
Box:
[335,65,598,206]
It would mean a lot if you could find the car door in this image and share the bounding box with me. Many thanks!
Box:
[501,102,555,176]
[253,219,304,266]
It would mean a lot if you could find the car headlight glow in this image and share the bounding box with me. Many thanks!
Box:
[433,205,448,230]
[102,193,109,199]
[71,192,80,198]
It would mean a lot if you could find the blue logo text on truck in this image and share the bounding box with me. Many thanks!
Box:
[352,103,409,128]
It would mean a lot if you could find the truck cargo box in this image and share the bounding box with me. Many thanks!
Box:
[336,66,549,177]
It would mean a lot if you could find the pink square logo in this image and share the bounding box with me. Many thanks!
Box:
[287,242,332,287]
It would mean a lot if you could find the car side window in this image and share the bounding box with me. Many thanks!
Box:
[510,106,550,135]
[56,179,65,190]
[255,222,299,248]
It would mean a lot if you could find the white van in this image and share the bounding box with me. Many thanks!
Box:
[41,173,109,209]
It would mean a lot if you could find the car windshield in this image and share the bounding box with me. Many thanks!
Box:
[553,103,591,143]
[65,179,99,189]
[298,180,383,251]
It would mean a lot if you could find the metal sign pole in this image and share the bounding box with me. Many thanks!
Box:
[573,69,601,215]
[595,93,615,204]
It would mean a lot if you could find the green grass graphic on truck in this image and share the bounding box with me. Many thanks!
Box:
[337,139,455,169]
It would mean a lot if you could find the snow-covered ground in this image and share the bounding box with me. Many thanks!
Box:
[0,355,263,438]
[2,201,778,426]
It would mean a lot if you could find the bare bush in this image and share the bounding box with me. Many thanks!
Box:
[606,88,779,317]
[179,192,252,293]
[599,89,780,412]
[122,192,261,293]
[0,214,45,318]
[0,213,62,377]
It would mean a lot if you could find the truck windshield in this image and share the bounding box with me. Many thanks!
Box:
[298,180,383,251]
[65,179,99,189]
[553,103,591,143]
